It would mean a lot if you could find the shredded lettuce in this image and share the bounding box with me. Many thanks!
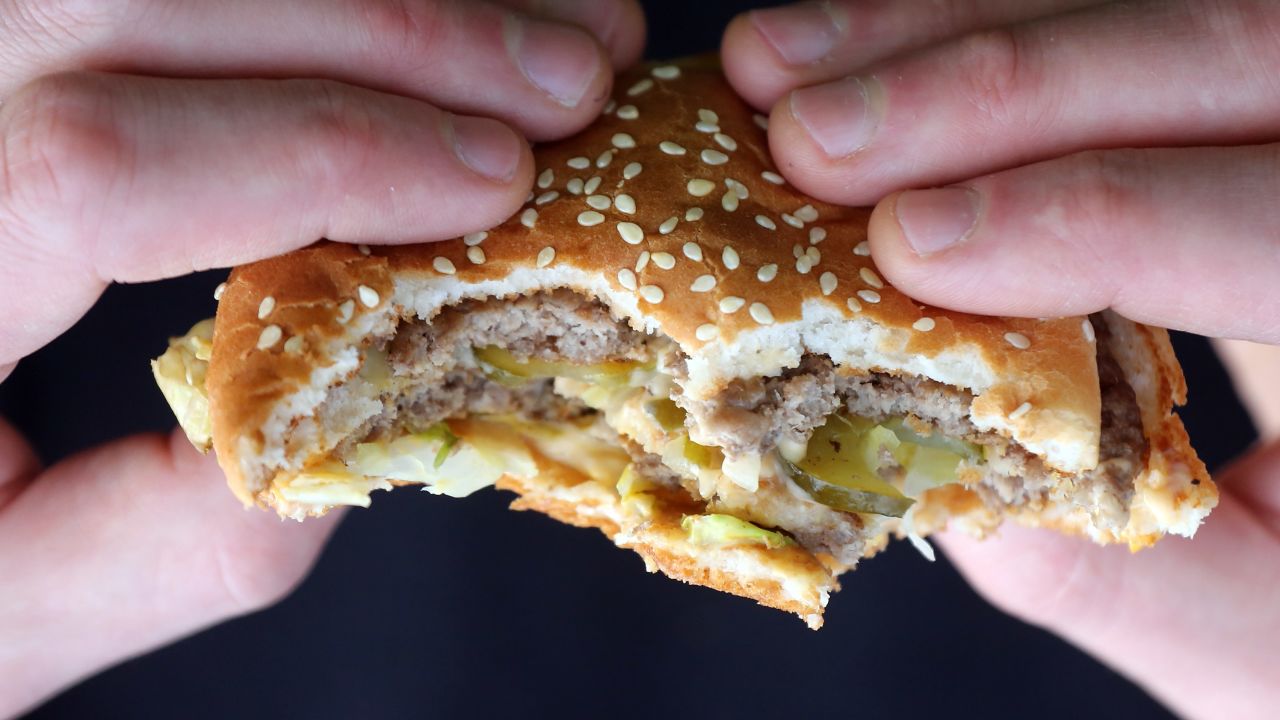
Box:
[681,514,792,550]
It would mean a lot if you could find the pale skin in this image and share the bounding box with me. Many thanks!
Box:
[721,0,1280,717]
[2,0,1278,717]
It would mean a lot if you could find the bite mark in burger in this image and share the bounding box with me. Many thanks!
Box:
[152,58,1216,629]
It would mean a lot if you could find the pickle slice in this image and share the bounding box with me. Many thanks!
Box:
[782,458,914,518]
[643,397,687,432]
[474,346,648,386]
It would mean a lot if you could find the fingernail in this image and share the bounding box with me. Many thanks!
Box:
[451,114,522,182]
[751,2,845,66]
[506,14,601,107]
[894,188,981,255]
[789,77,880,158]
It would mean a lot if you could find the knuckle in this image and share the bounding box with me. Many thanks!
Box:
[288,80,383,188]
[0,73,123,232]
[1060,149,1148,258]
[351,0,448,73]
[950,28,1050,133]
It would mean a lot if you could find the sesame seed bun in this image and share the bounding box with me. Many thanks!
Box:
[185,58,1214,626]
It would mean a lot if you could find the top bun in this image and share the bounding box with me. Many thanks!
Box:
[210,57,1116,499]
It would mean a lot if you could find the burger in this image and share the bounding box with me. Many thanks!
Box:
[152,58,1216,628]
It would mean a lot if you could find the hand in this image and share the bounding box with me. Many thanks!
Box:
[722,1,1280,718]
[0,0,645,715]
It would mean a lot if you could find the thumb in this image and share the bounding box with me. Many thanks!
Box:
[939,440,1280,720]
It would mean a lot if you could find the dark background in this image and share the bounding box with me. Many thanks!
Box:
[5,1,1257,718]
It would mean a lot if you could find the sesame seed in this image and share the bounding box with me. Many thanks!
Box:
[521,208,539,228]
[617,268,638,291]
[617,105,639,120]
[586,194,611,210]
[698,109,719,124]
[806,246,821,263]
[854,240,871,256]
[358,284,382,306]
[1004,332,1031,350]
[781,213,803,229]
[793,244,804,259]
[701,149,729,166]
[652,252,676,270]
[690,275,717,292]
[847,297,862,313]
[578,211,605,227]
[258,296,275,320]
[537,169,554,189]
[623,162,643,179]
[714,133,738,151]
[639,285,664,303]
[636,251,650,272]
[810,227,827,244]
[749,303,775,325]
[566,178,584,195]
[653,65,681,80]
[283,336,305,354]
[757,264,778,282]
[567,156,590,170]
[820,272,838,296]
[860,267,884,289]
[795,205,819,222]
[257,325,283,350]
[1083,319,1096,342]
[755,215,777,230]
[685,207,705,221]
[357,243,371,256]
[726,178,749,199]
[796,257,813,274]
[660,141,687,155]
[682,242,703,261]
[695,324,719,341]
[761,171,785,185]
[596,150,614,168]
[627,78,654,96]
[213,282,227,301]
[1009,402,1033,420]
[617,222,644,244]
[584,176,603,194]
[688,179,716,197]
[337,300,355,323]
[695,121,720,133]
[858,289,882,304]
[722,246,740,270]
[536,246,556,268]
[467,246,486,265]
[615,194,636,214]
[721,190,739,212]
[658,217,679,234]
[612,133,636,150]
[603,99,617,115]
[535,191,560,205]
[753,113,769,130]
[720,296,745,313]
[913,317,936,332]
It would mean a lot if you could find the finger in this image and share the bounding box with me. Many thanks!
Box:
[0,431,342,717]
[496,0,647,70]
[0,72,534,368]
[1213,339,1280,441]
[864,145,1280,344]
[0,417,41,510]
[938,483,1280,720]
[3,0,620,140]
[722,0,1102,110]
[766,0,1280,205]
